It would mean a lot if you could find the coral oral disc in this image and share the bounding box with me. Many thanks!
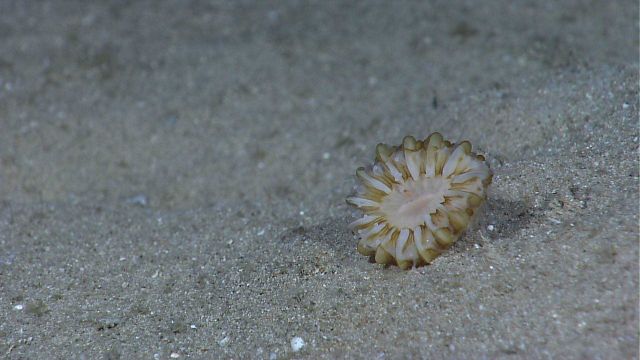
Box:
[347,132,492,268]
[381,176,449,230]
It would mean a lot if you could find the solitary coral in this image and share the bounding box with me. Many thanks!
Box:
[346,132,492,269]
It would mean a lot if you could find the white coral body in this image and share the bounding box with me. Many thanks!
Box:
[346,133,492,269]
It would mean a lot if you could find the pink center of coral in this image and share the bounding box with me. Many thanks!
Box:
[380,176,450,229]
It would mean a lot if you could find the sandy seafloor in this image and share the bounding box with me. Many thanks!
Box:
[0,1,638,359]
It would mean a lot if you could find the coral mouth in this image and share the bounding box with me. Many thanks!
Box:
[380,176,450,230]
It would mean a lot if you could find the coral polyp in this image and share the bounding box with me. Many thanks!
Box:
[346,132,492,269]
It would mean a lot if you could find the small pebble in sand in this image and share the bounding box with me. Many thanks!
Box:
[290,337,305,352]
[487,224,495,231]
[170,353,180,358]
[126,194,147,207]
[13,304,23,310]
[219,336,230,347]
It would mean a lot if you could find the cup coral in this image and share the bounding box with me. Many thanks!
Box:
[346,132,492,269]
